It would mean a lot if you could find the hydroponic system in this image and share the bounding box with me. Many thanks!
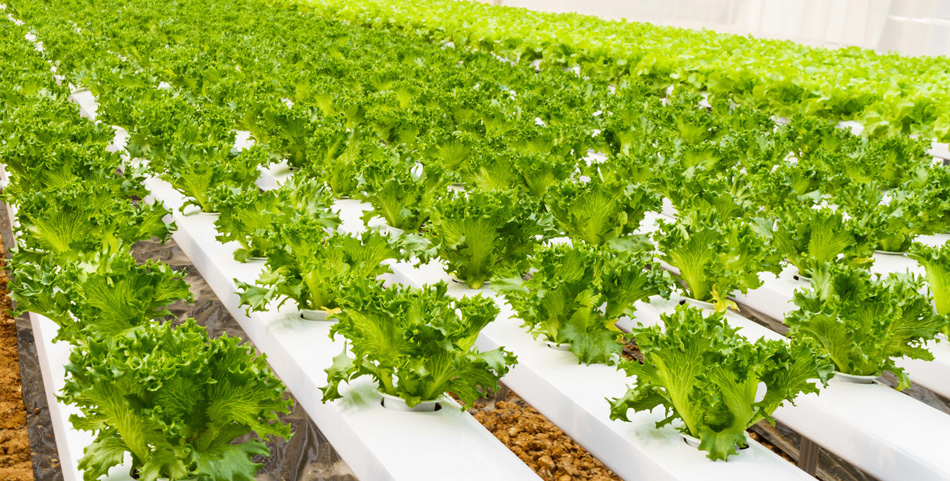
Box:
[1,0,950,480]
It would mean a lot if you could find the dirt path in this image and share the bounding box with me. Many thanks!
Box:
[470,391,620,481]
[0,235,34,481]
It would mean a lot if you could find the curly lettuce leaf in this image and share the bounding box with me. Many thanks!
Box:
[785,264,945,389]
[545,178,658,246]
[496,242,669,364]
[609,305,830,461]
[427,190,552,289]
[773,204,874,278]
[63,320,290,481]
[322,281,515,407]
[908,240,950,319]
[357,148,447,232]
[655,212,781,308]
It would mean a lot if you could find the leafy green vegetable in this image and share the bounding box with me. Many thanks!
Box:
[0,112,134,200]
[609,305,831,461]
[654,212,781,310]
[459,146,575,199]
[511,151,576,200]
[161,143,267,214]
[322,281,516,407]
[9,182,173,262]
[237,227,412,313]
[664,172,757,219]
[212,187,281,261]
[836,181,946,253]
[8,248,192,343]
[908,241,950,322]
[357,148,447,232]
[785,264,945,389]
[121,91,234,164]
[214,176,340,261]
[252,103,316,168]
[423,131,477,174]
[772,205,874,278]
[62,320,291,481]
[495,242,670,364]
[306,124,365,198]
[426,190,553,289]
[545,178,658,246]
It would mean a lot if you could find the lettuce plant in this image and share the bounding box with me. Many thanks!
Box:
[0,127,131,201]
[908,241,950,325]
[785,265,946,389]
[161,143,267,214]
[426,190,553,289]
[460,147,575,199]
[835,181,946,253]
[122,91,234,165]
[772,205,875,278]
[423,131,478,174]
[461,152,517,193]
[751,156,829,215]
[506,124,580,176]
[363,95,432,148]
[545,178,658,246]
[609,305,831,461]
[212,187,281,261]
[834,136,933,191]
[664,173,756,219]
[654,212,782,310]
[8,249,192,343]
[214,177,340,261]
[496,243,670,364]
[357,149,447,232]
[321,281,516,407]
[306,124,364,198]
[513,151,576,200]
[237,227,411,313]
[10,182,172,262]
[62,320,291,481]
[255,103,316,168]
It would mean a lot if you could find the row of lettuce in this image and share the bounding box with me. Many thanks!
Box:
[294,0,950,141]
[0,17,294,481]
[7,0,950,467]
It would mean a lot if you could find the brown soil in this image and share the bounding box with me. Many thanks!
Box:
[469,391,621,481]
[0,238,34,481]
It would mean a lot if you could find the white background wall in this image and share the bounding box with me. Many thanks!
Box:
[478,0,950,56]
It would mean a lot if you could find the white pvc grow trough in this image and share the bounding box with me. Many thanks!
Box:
[618,295,950,481]
[733,234,950,400]
[253,165,813,480]
[0,167,134,481]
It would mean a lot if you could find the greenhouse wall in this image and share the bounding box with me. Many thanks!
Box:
[483,0,950,55]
